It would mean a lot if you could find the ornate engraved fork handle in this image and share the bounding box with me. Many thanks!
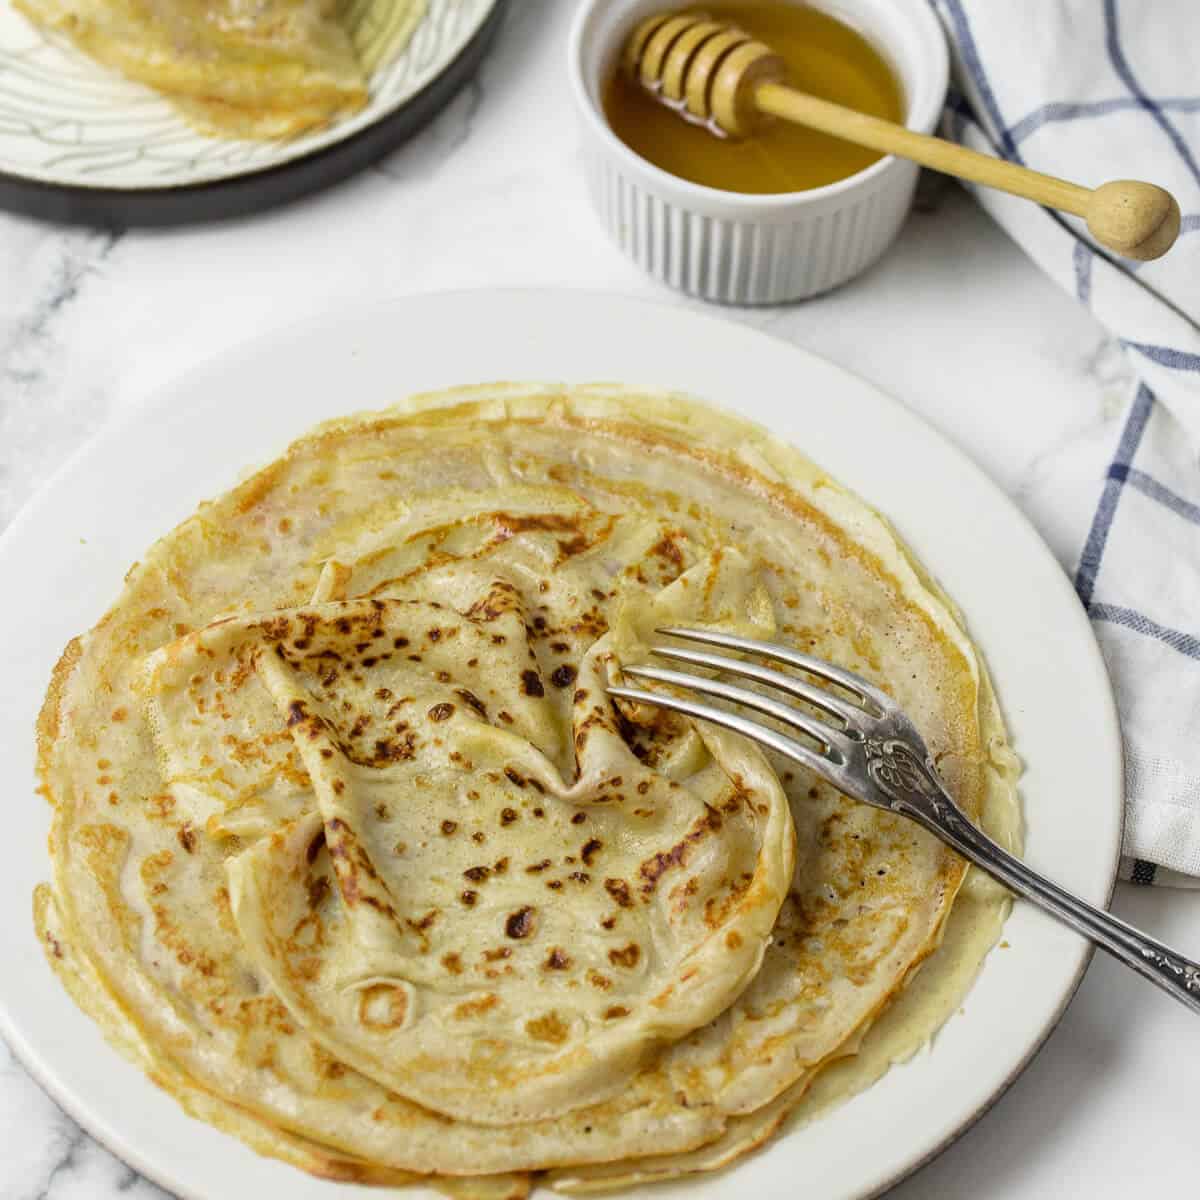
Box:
[863,738,1200,1016]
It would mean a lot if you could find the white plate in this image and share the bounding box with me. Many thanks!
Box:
[0,0,497,189]
[0,290,1122,1200]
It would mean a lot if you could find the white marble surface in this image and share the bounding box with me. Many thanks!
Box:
[0,2,1196,1198]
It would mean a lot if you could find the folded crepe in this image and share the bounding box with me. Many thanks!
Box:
[14,0,426,137]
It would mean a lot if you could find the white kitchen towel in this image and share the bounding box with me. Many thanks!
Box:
[932,0,1200,885]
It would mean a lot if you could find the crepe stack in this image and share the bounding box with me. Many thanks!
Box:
[34,386,1020,1196]
[12,0,427,137]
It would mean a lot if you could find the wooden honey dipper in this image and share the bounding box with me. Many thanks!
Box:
[626,11,1181,260]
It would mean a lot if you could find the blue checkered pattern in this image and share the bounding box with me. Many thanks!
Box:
[933,0,1200,885]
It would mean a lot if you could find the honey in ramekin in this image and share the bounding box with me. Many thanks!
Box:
[603,2,904,194]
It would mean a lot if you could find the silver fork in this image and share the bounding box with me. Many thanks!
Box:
[608,626,1200,1015]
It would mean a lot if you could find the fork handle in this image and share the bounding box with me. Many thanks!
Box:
[869,743,1200,1014]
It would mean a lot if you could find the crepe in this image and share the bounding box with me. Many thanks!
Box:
[32,884,427,1188]
[139,552,794,1124]
[13,0,426,138]
[36,883,537,1199]
[35,384,1019,1187]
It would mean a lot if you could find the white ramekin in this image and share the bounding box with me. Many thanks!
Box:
[568,0,949,305]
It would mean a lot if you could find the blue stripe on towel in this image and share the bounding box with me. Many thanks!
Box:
[1074,241,1094,305]
[1109,464,1200,526]
[1009,95,1200,146]
[1104,0,1200,186]
[938,0,1021,160]
[1121,341,1200,372]
[1075,384,1155,608]
[1090,604,1200,661]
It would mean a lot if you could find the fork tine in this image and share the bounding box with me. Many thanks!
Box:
[656,626,893,713]
[647,644,865,725]
[606,685,839,780]
[620,664,850,765]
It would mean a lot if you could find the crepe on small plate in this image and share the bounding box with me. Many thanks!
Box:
[12,0,426,137]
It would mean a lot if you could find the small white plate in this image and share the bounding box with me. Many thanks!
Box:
[0,290,1122,1200]
[0,0,498,186]
[0,0,502,224]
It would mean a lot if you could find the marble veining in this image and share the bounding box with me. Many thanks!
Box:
[0,1038,169,1200]
[1,227,122,530]
[0,1,1195,1198]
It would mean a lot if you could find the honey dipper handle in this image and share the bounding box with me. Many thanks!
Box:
[755,82,1180,260]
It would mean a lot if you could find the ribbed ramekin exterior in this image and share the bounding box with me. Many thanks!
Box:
[584,151,919,305]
